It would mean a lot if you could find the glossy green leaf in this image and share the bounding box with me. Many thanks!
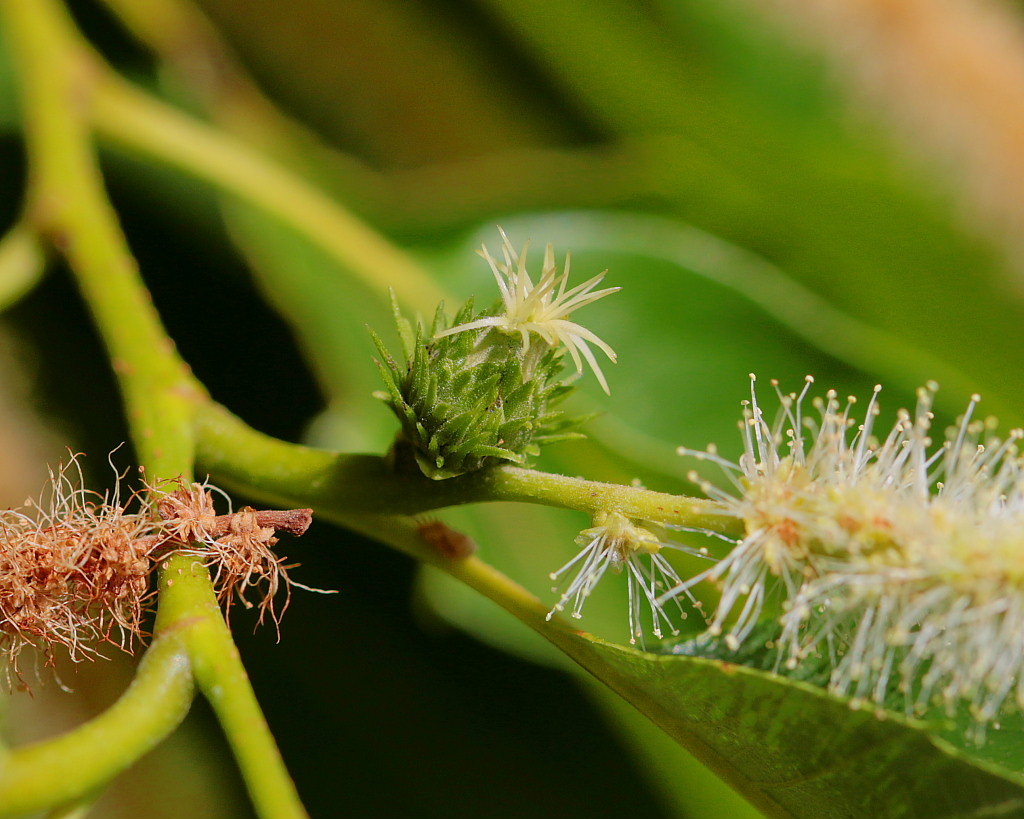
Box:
[571,634,1024,819]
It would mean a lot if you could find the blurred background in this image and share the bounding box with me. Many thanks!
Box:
[4,0,1024,816]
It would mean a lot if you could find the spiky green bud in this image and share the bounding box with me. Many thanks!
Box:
[371,293,585,479]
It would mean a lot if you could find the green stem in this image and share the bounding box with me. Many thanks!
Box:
[3,1,307,816]
[335,512,585,637]
[89,73,445,315]
[173,461,722,802]
[4,0,196,477]
[193,421,616,667]
[154,556,308,819]
[0,221,47,310]
[0,634,192,818]
[195,402,736,533]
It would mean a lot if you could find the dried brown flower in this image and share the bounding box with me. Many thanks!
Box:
[0,460,313,682]
[0,458,159,678]
[160,482,312,627]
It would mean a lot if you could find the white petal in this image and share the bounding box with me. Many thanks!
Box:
[433,317,504,339]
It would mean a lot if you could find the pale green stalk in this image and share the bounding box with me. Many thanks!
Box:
[0,633,191,816]
[0,222,46,310]
[190,417,651,681]
[90,75,444,314]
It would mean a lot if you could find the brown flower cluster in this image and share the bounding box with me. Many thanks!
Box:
[0,459,312,680]
[156,482,313,625]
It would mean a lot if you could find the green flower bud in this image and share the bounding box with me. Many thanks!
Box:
[372,293,584,479]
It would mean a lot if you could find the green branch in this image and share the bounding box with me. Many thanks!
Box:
[152,557,309,819]
[192,405,755,789]
[193,404,742,676]
[89,74,445,315]
[4,0,197,476]
[0,221,47,310]
[0,635,192,817]
[192,408,637,664]
[195,402,736,532]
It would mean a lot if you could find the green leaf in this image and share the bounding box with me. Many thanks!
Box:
[571,635,1024,819]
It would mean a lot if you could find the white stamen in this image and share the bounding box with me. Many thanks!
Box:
[435,228,620,393]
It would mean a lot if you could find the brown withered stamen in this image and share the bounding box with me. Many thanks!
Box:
[156,486,312,542]
[0,458,160,681]
[155,483,313,628]
[0,467,315,685]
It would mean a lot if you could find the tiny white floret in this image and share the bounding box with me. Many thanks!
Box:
[435,228,620,393]
[547,511,709,646]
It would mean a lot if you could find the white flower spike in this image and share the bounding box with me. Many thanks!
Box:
[435,227,620,393]
[670,376,1024,737]
[546,511,710,646]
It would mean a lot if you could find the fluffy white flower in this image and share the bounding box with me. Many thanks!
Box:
[670,376,1024,735]
[546,511,709,646]
[435,228,620,393]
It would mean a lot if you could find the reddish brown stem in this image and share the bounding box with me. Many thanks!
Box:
[207,508,313,538]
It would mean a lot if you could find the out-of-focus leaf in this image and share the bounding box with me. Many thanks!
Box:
[220,198,396,452]
[470,0,1024,418]
[194,0,570,166]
